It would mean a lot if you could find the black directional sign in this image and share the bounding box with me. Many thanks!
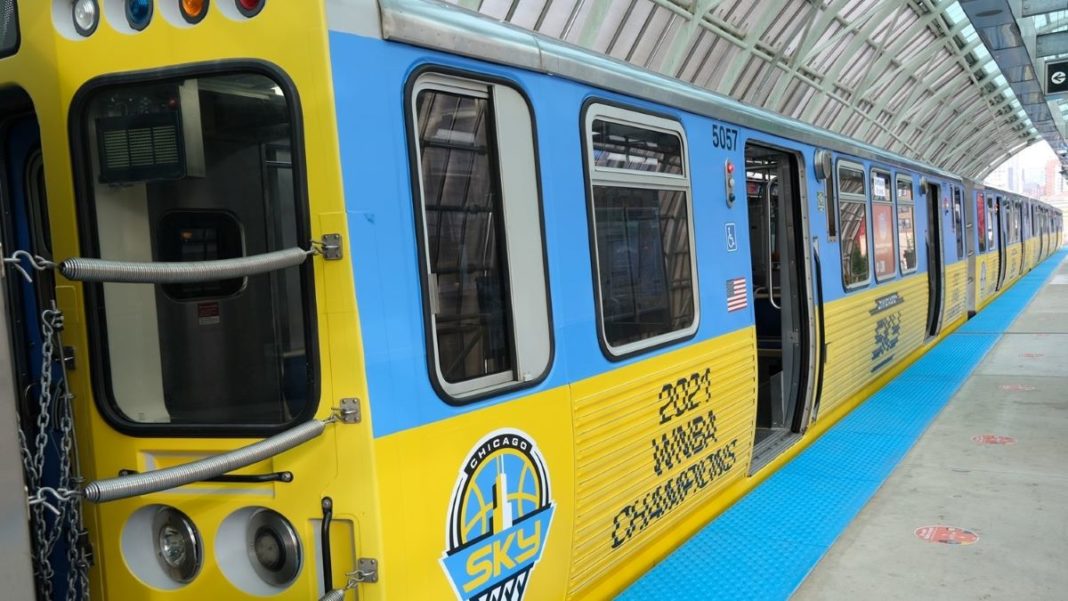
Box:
[1047,60,1068,94]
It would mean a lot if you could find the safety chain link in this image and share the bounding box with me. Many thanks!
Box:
[2,249,56,284]
[17,302,91,600]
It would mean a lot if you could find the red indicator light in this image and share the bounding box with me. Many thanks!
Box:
[726,161,735,174]
[236,0,264,16]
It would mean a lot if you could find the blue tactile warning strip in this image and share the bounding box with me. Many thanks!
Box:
[618,250,1066,601]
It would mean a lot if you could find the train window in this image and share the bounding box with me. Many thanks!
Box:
[158,211,244,300]
[76,71,315,430]
[583,104,697,356]
[895,176,917,274]
[410,73,551,399]
[0,0,16,58]
[987,194,995,249]
[836,162,870,289]
[871,170,895,281]
[953,187,964,259]
[1004,197,1012,244]
[976,193,986,253]
[1015,202,1022,243]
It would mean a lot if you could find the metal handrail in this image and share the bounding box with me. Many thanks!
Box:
[766,179,780,310]
[59,246,314,284]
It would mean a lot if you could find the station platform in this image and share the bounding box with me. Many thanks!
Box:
[618,249,1068,600]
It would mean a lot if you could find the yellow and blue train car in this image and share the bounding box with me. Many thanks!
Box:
[967,186,1059,313]
[0,1,1062,600]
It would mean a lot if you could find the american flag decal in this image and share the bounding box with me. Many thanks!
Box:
[726,277,748,312]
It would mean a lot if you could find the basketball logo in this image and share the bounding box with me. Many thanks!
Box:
[441,430,555,601]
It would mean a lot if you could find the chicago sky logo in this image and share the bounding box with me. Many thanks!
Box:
[441,430,554,601]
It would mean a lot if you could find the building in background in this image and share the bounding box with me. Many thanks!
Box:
[985,142,1068,243]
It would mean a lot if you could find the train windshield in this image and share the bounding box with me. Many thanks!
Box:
[76,72,314,429]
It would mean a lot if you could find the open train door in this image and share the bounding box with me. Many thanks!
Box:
[744,142,820,473]
[925,180,945,339]
[1,91,87,599]
[0,105,41,601]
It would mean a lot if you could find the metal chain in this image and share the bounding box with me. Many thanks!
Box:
[2,249,56,284]
[16,300,90,600]
[53,309,91,601]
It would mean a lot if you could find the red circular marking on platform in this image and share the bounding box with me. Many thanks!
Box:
[998,384,1037,392]
[915,526,979,545]
[1021,352,1044,358]
[972,434,1017,445]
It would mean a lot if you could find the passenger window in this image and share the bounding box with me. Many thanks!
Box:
[1015,202,1022,243]
[78,72,313,428]
[410,73,551,399]
[871,170,895,281]
[895,176,917,274]
[987,195,995,249]
[976,193,986,253]
[583,105,697,356]
[836,162,870,288]
[953,187,964,259]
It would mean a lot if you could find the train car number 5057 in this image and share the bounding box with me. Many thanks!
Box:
[712,124,739,151]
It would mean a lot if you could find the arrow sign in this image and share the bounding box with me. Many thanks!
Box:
[1047,60,1068,94]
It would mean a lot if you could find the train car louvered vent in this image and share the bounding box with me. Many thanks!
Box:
[0,0,18,58]
[96,113,187,183]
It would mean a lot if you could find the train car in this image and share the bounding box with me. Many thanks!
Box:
[0,1,1062,600]
[966,185,1059,314]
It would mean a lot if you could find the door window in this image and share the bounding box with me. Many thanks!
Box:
[76,71,314,429]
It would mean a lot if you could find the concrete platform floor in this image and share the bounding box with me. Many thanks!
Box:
[793,257,1068,601]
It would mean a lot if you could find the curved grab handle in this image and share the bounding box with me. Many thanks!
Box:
[83,418,329,503]
[60,247,313,284]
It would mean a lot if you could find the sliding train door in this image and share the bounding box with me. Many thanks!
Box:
[744,142,818,472]
[925,181,944,339]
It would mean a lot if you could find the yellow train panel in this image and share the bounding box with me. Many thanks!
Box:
[975,250,1000,310]
[1,6,372,599]
[1005,242,1023,283]
[373,386,573,601]
[818,274,928,419]
[567,329,756,598]
[942,261,968,327]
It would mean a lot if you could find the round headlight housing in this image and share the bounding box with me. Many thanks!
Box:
[180,0,208,23]
[152,507,202,583]
[246,509,301,586]
[126,0,154,30]
[72,0,100,36]
[235,0,264,17]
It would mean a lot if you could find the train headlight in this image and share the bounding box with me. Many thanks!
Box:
[180,0,208,23]
[72,0,100,36]
[246,509,301,586]
[235,0,264,17]
[126,0,154,30]
[152,507,202,583]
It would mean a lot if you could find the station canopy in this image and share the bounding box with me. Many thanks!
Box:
[960,0,1068,178]
[440,0,1043,181]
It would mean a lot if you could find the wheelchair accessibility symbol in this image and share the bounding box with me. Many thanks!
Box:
[725,222,738,252]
